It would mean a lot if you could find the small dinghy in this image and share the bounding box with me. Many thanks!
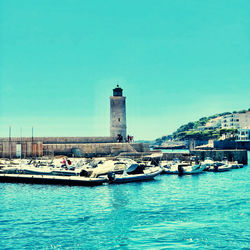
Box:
[180,164,206,175]
[18,166,53,175]
[0,166,21,174]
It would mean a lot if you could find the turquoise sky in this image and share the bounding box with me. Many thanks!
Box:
[0,0,249,140]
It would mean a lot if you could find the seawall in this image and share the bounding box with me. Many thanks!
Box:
[190,150,248,165]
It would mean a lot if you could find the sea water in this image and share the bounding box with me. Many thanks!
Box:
[0,153,249,249]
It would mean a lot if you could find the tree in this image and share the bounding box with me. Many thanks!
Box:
[238,110,246,114]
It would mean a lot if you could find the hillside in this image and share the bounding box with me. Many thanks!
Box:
[155,108,250,144]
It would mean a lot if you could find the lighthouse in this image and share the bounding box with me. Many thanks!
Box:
[110,85,126,141]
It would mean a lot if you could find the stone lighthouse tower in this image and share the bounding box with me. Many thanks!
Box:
[110,85,126,140]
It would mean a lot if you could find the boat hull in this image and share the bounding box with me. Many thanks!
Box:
[109,169,162,184]
[163,165,206,175]
[206,167,231,172]
[0,173,107,186]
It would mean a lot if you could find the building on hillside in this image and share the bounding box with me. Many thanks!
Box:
[221,111,250,129]
[198,111,249,131]
[238,111,250,129]
[236,128,250,141]
[221,113,240,129]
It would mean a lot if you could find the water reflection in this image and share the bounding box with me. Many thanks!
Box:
[108,185,130,209]
[0,160,249,249]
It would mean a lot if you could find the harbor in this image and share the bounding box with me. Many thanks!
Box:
[1,0,250,248]
[0,84,249,249]
[0,147,247,186]
[0,152,249,249]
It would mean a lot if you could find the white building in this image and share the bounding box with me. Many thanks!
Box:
[220,112,250,129]
[201,111,249,131]
[236,128,250,141]
[199,110,250,131]
[238,111,250,129]
[221,113,240,129]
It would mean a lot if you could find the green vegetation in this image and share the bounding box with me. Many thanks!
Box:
[173,128,238,141]
[171,112,232,138]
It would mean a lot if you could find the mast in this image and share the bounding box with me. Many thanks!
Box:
[31,126,34,157]
[20,127,22,159]
[9,126,11,159]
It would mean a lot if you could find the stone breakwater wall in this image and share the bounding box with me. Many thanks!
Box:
[139,150,247,165]
[0,137,150,158]
[189,140,250,151]
[48,143,150,157]
[190,150,248,165]
[141,152,191,163]
[213,141,250,150]
[162,152,191,162]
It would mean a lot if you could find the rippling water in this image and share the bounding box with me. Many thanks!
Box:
[0,155,249,249]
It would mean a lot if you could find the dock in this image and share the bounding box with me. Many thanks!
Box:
[0,173,107,186]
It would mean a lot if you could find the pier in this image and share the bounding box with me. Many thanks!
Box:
[139,150,248,165]
[190,149,248,165]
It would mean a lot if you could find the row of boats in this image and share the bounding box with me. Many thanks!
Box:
[0,157,245,186]
[160,157,244,174]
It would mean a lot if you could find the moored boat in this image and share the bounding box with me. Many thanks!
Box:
[206,159,243,172]
[162,163,206,175]
[206,163,232,172]
[18,166,53,175]
[201,157,215,170]
[107,166,163,184]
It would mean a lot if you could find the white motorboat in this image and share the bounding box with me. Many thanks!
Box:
[201,157,215,170]
[221,159,243,169]
[229,162,244,169]
[160,158,189,170]
[162,163,206,175]
[18,165,54,175]
[206,164,232,172]
[206,159,243,172]
[15,158,88,176]
[89,158,139,178]
[107,166,163,184]
[1,166,22,174]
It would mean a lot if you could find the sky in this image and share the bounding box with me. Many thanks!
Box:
[0,0,249,140]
